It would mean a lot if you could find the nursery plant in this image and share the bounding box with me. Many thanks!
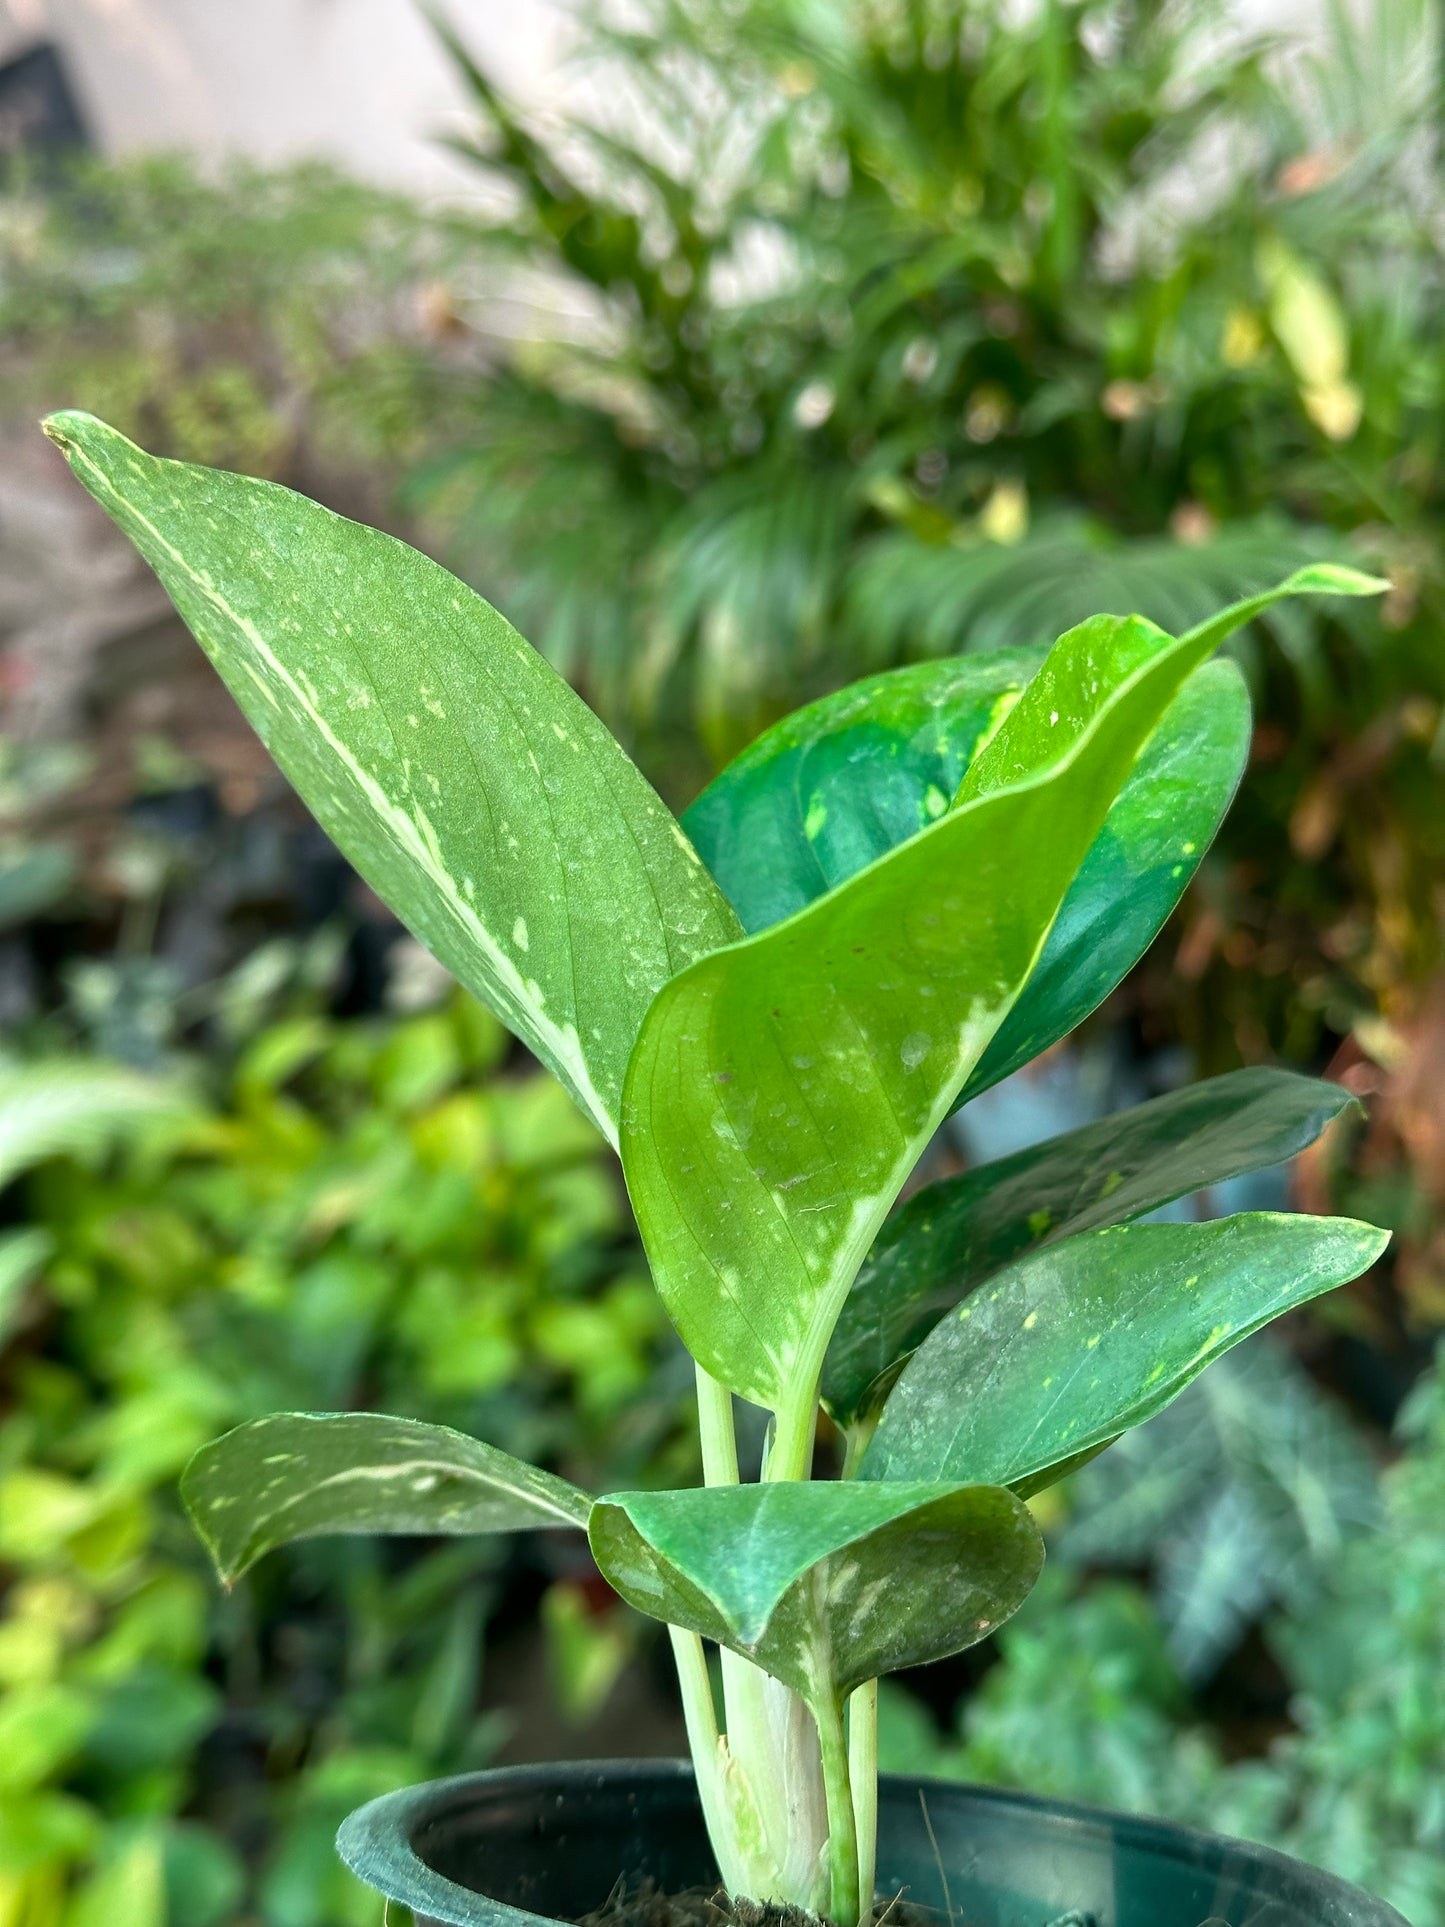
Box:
[44,409,1393,1927]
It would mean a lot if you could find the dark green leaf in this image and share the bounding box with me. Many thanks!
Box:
[824,1068,1358,1427]
[685,655,1247,1097]
[859,1213,1390,1494]
[44,413,740,1146]
[683,648,1041,934]
[182,1412,592,1585]
[590,1480,1042,1700]
[960,659,1246,1100]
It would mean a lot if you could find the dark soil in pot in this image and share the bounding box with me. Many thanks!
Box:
[338,1760,1408,1927]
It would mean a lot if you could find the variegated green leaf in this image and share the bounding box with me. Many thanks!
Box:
[686,654,1250,1107]
[823,1068,1358,1429]
[859,1213,1389,1494]
[44,413,740,1145]
[590,1479,1042,1700]
[622,569,1384,1425]
[182,1412,592,1585]
[683,649,1041,934]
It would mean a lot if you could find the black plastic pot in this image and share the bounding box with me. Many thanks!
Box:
[337,1760,1408,1927]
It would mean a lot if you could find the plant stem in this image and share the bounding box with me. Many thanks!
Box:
[763,1391,817,1483]
[695,1365,761,1768]
[696,1364,740,1486]
[812,1688,862,1927]
[668,1625,749,1890]
[848,1680,878,1924]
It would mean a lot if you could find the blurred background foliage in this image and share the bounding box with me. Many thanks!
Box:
[1,0,1443,1922]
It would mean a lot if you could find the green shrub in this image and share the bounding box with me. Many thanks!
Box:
[0,999,678,1927]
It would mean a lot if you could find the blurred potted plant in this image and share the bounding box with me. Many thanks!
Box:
[43,409,1405,1926]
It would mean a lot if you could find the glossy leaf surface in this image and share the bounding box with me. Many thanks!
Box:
[687,656,1249,1105]
[683,649,1041,933]
[860,1213,1389,1494]
[961,659,1246,1100]
[824,1068,1357,1427]
[624,570,1381,1415]
[46,413,740,1145]
[590,1479,1042,1700]
[183,1412,592,1585]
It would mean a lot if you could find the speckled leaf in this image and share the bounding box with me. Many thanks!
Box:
[182,1412,592,1585]
[860,1213,1390,1494]
[44,413,740,1145]
[686,655,1249,1108]
[959,659,1246,1102]
[590,1480,1042,1701]
[824,1068,1358,1429]
[622,583,1372,1416]
[683,649,1042,934]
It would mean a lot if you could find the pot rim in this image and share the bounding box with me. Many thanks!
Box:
[336,1758,1408,1927]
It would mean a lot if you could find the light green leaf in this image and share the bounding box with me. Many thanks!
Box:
[0,1060,184,1192]
[44,413,740,1145]
[590,1480,1042,1701]
[860,1213,1390,1495]
[0,1228,53,1348]
[624,610,1269,1416]
[181,1412,592,1585]
[823,1068,1358,1429]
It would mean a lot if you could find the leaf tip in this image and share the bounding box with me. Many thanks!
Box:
[41,410,124,468]
[1285,562,1391,600]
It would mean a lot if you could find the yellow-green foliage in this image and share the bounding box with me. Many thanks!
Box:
[0,998,677,1927]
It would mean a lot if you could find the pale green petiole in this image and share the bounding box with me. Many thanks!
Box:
[812,1689,863,1927]
[690,1366,833,1915]
[848,1680,879,1920]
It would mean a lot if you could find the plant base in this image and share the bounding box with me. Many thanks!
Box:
[337,1760,1407,1927]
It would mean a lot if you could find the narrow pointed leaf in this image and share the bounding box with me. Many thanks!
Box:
[1173,562,1389,658]
[182,1413,592,1585]
[44,413,740,1145]
[859,1213,1390,1494]
[686,654,1251,1106]
[625,606,1281,1412]
[823,1068,1358,1428]
[590,1481,1042,1701]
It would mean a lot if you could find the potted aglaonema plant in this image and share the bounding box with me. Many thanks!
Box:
[47,409,1406,1927]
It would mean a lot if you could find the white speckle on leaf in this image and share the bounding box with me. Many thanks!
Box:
[513,917,529,951]
[900,1032,931,1071]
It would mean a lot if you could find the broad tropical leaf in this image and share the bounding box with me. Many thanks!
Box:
[182,1412,592,1585]
[687,655,1250,1104]
[590,1480,1042,1701]
[823,1068,1357,1428]
[623,570,1382,1418]
[683,648,1042,933]
[963,659,1245,1100]
[859,1213,1389,1495]
[45,413,741,1146]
